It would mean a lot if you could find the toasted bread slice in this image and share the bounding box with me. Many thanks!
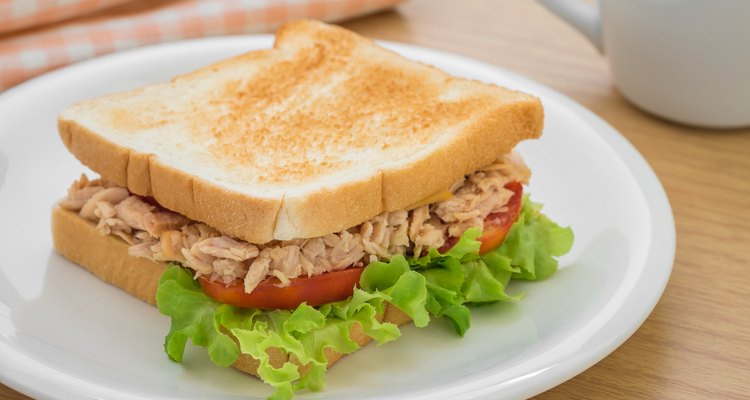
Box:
[58,20,543,244]
[51,206,412,376]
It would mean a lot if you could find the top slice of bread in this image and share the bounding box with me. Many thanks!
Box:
[58,20,543,244]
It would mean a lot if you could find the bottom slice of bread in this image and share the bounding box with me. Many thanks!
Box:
[51,206,411,377]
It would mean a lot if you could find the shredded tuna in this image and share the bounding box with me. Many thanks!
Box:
[435,152,529,237]
[115,197,189,237]
[61,153,530,294]
[360,209,411,259]
[212,259,247,284]
[245,255,271,293]
[153,230,185,262]
[181,242,216,275]
[59,174,105,211]
[267,245,302,278]
[128,239,156,258]
[80,187,129,220]
[197,236,259,262]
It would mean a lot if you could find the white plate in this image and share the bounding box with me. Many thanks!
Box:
[0,36,675,400]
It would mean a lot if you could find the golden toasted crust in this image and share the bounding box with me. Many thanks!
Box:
[58,20,543,243]
[50,206,410,377]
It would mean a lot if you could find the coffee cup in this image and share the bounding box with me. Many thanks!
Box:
[537,0,750,128]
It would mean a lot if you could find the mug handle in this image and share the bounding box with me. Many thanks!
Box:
[536,0,603,52]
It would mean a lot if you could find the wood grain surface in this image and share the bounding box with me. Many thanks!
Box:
[2,1,748,399]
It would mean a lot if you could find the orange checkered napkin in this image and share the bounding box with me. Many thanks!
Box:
[0,0,403,91]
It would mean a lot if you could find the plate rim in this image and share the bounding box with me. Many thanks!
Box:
[0,34,676,400]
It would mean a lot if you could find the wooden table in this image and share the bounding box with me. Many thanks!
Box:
[2,1,748,399]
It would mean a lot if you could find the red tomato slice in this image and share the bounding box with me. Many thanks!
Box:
[199,267,364,310]
[477,181,523,254]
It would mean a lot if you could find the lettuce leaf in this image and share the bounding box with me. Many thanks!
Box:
[156,265,239,367]
[155,197,573,399]
[361,256,430,327]
[496,196,574,280]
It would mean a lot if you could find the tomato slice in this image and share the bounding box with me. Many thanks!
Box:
[477,181,523,254]
[199,267,364,310]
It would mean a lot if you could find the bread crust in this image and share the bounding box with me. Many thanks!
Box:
[58,20,543,244]
[51,206,410,377]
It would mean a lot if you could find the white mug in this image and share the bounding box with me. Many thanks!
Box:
[537,0,750,128]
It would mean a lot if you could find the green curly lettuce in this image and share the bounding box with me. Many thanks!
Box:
[155,197,573,399]
[496,196,575,280]
[155,266,240,367]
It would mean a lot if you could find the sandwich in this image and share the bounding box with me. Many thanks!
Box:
[51,20,573,399]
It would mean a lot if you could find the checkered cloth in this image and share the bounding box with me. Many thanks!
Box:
[0,0,402,91]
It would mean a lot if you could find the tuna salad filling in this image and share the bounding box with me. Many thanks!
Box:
[59,152,530,294]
